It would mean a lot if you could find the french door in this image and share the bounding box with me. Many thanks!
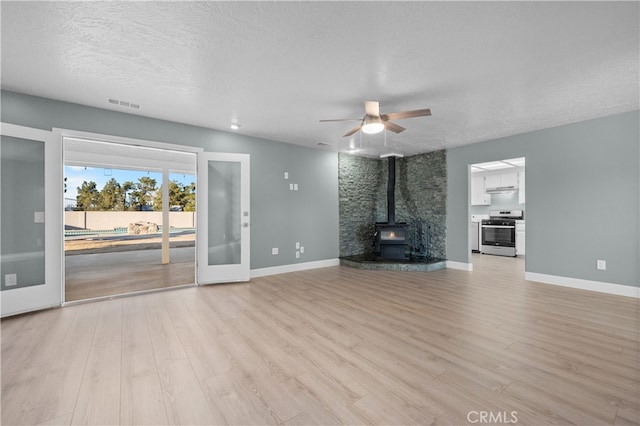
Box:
[197,152,250,284]
[1,123,62,317]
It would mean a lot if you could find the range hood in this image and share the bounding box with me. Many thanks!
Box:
[485,185,518,194]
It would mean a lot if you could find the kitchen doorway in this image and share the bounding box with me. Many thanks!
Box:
[63,137,197,302]
[469,157,526,271]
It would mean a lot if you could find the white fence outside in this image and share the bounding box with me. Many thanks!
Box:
[65,211,196,230]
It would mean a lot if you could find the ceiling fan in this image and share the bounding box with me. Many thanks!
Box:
[320,101,431,137]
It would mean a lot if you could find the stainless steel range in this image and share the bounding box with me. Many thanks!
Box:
[481,209,523,257]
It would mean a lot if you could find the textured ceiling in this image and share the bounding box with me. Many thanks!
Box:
[2,1,638,157]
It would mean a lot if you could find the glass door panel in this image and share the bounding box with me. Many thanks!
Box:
[1,124,62,317]
[207,161,241,265]
[1,136,45,288]
[197,152,249,284]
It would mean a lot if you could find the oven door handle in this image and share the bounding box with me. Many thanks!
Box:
[481,225,515,229]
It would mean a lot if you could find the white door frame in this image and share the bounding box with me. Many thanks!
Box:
[1,123,62,317]
[2,124,252,314]
[57,128,202,303]
[197,152,250,284]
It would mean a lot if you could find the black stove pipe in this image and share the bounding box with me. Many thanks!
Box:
[387,156,396,225]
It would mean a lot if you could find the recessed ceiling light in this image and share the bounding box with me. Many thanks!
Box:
[230,123,241,130]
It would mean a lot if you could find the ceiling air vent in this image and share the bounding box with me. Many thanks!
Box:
[108,98,140,110]
[317,142,331,147]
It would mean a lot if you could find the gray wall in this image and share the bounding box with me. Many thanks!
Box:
[1,90,339,269]
[447,110,639,287]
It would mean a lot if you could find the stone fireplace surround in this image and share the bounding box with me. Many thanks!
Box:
[338,150,447,268]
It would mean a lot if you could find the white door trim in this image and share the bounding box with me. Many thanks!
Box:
[53,128,203,155]
[57,128,201,304]
[197,152,250,284]
[1,123,62,317]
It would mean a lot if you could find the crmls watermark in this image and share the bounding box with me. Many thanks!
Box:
[467,410,518,424]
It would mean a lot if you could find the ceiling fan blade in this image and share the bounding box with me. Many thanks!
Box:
[383,121,406,134]
[381,108,431,121]
[364,101,380,117]
[343,125,362,137]
[319,118,362,122]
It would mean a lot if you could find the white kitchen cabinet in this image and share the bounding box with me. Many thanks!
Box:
[484,174,501,189]
[502,172,518,187]
[518,171,526,204]
[516,221,525,256]
[471,175,490,205]
[485,172,518,189]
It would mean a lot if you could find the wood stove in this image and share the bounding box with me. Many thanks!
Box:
[375,223,408,259]
[375,155,409,260]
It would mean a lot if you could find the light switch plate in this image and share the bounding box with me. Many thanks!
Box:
[5,274,17,287]
[272,248,279,255]
[300,246,304,254]
[34,211,45,223]
[597,260,606,270]
[293,183,298,191]
[284,172,289,179]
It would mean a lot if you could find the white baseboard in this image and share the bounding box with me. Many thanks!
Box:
[446,261,473,271]
[251,258,340,278]
[525,272,640,298]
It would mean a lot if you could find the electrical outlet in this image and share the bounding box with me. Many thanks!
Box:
[284,172,289,179]
[296,251,300,259]
[293,183,298,191]
[597,260,606,270]
[300,246,304,254]
[272,248,279,255]
[5,274,17,287]
[296,242,300,249]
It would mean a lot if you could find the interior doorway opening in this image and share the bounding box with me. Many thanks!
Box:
[63,137,197,302]
[469,157,526,272]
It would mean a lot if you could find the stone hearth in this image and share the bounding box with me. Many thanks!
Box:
[340,254,446,272]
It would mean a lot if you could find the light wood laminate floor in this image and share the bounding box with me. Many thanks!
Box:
[2,254,638,425]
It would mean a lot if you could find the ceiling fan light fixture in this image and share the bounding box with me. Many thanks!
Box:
[361,116,384,134]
